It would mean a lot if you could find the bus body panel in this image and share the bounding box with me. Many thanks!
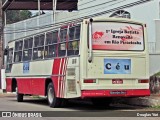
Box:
[5,18,150,101]
[6,57,81,98]
[81,89,150,98]
[79,18,149,98]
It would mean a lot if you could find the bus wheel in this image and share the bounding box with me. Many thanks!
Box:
[16,87,24,102]
[47,83,62,108]
[91,98,112,107]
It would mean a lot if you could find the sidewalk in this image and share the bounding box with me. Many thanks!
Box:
[0,92,15,97]
[117,94,160,107]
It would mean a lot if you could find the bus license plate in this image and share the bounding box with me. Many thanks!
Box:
[110,91,127,95]
[112,79,123,84]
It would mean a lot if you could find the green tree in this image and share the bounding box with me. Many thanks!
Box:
[6,10,32,24]
[19,10,32,20]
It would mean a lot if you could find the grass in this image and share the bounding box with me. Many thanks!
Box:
[150,105,160,109]
[153,72,160,77]
[31,95,46,99]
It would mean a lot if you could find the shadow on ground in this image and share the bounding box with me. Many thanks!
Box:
[8,95,147,111]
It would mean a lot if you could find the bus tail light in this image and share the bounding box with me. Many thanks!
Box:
[138,79,149,83]
[84,79,96,83]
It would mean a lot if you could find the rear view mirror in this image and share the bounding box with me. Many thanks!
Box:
[4,46,9,56]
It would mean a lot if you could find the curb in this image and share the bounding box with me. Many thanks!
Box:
[0,89,3,93]
[0,89,6,94]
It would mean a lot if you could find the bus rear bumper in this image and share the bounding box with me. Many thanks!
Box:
[81,89,150,98]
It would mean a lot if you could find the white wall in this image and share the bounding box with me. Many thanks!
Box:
[149,54,160,75]
[127,0,159,43]
[155,20,160,53]
[78,0,150,16]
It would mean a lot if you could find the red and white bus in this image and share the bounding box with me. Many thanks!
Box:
[5,17,150,107]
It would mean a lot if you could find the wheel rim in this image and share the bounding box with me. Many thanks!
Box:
[48,87,54,104]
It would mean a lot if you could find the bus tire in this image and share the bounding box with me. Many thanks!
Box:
[16,87,24,102]
[47,82,62,108]
[91,98,112,107]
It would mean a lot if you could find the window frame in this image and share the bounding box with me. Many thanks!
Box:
[33,33,45,60]
[67,24,81,56]
[23,37,33,61]
[6,48,13,73]
[44,30,58,58]
[14,40,23,62]
[11,23,81,63]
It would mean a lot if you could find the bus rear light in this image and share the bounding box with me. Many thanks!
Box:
[138,79,149,83]
[84,79,96,83]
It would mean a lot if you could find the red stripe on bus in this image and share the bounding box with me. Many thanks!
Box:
[6,78,12,92]
[52,59,61,75]
[60,58,64,98]
[59,58,65,98]
[52,58,61,97]
[62,58,68,98]
[65,58,69,97]
[81,89,150,98]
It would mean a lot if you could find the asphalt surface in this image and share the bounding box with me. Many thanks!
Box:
[0,93,159,119]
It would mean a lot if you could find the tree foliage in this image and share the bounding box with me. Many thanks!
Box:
[6,10,32,24]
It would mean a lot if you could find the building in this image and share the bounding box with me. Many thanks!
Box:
[0,0,3,89]
[3,0,160,76]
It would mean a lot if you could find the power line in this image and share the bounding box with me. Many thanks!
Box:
[3,0,151,35]
[3,0,123,33]
[4,0,118,31]
[78,0,122,10]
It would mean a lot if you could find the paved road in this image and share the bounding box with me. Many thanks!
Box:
[0,93,159,119]
[0,93,146,111]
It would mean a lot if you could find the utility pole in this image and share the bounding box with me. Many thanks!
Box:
[38,0,41,16]
[0,0,3,90]
[53,0,57,24]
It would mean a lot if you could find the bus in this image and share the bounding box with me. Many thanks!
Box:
[5,17,150,108]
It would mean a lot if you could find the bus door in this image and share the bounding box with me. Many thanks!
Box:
[65,25,81,98]
[66,57,81,98]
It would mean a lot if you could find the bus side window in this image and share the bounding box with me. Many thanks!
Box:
[14,40,23,62]
[75,25,80,39]
[58,29,67,57]
[45,31,58,58]
[33,34,45,60]
[7,48,13,63]
[6,48,13,72]
[68,41,79,56]
[67,25,80,56]
[60,29,67,42]
[58,43,66,57]
[23,37,33,61]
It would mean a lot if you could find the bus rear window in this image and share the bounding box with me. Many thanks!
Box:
[92,22,144,51]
